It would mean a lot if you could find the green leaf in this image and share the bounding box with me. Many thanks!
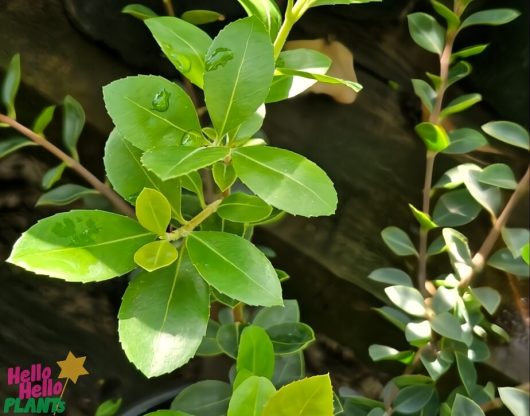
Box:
[502,228,530,258]
[434,163,480,190]
[498,387,530,416]
[368,345,414,363]
[171,380,231,416]
[451,44,489,60]
[308,0,383,7]
[443,228,472,281]
[267,49,331,103]
[481,121,529,150]
[104,130,184,222]
[478,164,517,189]
[232,146,337,217]
[415,122,450,152]
[187,231,282,306]
[272,351,305,387]
[420,348,453,380]
[409,204,438,230]
[411,79,436,113]
[385,285,426,317]
[431,312,464,342]
[451,394,484,416]
[274,68,362,94]
[443,128,487,154]
[460,9,521,30]
[181,10,225,25]
[431,0,460,29]
[142,146,230,181]
[36,184,98,207]
[1,54,21,118]
[134,240,178,272]
[381,226,418,256]
[135,188,171,235]
[427,235,447,256]
[455,351,477,395]
[407,13,445,55]
[231,104,266,140]
[262,374,334,416]
[393,375,433,388]
[266,322,315,354]
[253,300,300,329]
[447,61,472,87]
[217,322,241,358]
[488,248,529,278]
[197,319,222,356]
[237,0,282,40]
[463,170,501,216]
[145,412,192,416]
[218,193,272,223]
[228,376,277,416]
[405,320,432,347]
[119,251,209,377]
[373,306,411,331]
[212,162,237,191]
[470,287,501,315]
[32,105,56,135]
[95,398,122,416]
[122,4,158,20]
[237,325,275,379]
[440,93,482,119]
[42,162,66,190]
[62,95,85,160]
[0,136,37,159]
[103,75,201,151]
[432,286,458,314]
[394,385,435,414]
[368,268,413,287]
[8,210,155,281]
[204,17,274,137]
[522,243,530,265]
[145,17,212,88]
[432,189,481,227]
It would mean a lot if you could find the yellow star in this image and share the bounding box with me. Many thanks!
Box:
[56,351,89,384]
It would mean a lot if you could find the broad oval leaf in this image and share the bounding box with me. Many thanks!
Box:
[1,54,21,118]
[394,384,435,414]
[385,285,426,317]
[187,231,282,306]
[405,320,432,346]
[368,268,413,287]
[451,394,485,416]
[171,380,231,416]
[266,322,315,354]
[36,184,98,207]
[145,17,212,88]
[142,146,229,181]
[262,374,334,416]
[460,9,520,30]
[217,322,241,358]
[443,128,488,154]
[488,248,530,277]
[432,189,481,227]
[62,95,85,160]
[381,226,418,256]
[119,252,209,377]
[498,387,530,416]
[228,376,276,416]
[232,146,337,217]
[0,136,37,159]
[213,161,237,191]
[272,351,305,387]
[103,75,201,150]
[218,193,272,223]
[135,188,171,235]
[415,122,450,152]
[134,240,178,272]
[479,164,517,189]
[8,210,155,281]
[464,170,502,216]
[237,0,282,40]
[237,325,275,379]
[407,13,445,55]
[481,121,529,150]
[122,4,158,20]
[502,228,530,258]
[204,17,274,137]
[440,93,482,119]
[253,299,300,329]
[431,312,463,342]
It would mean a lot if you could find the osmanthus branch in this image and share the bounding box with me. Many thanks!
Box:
[0,113,135,217]
[168,198,222,241]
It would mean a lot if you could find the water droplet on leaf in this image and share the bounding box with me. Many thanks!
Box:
[205,48,234,71]
[151,88,171,112]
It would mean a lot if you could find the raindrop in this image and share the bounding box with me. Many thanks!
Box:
[169,54,192,74]
[205,48,234,71]
[151,88,171,112]
[181,132,202,147]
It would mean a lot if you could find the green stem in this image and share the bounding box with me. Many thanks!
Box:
[168,199,222,241]
[162,0,175,17]
[0,113,134,217]
[273,0,308,59]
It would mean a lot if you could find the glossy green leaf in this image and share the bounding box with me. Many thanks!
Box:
[522,243,530,265]
[415,122,450,152]
[368,345,414,363]
[103,75,201,150]
[471,287,501,315]
[451,394,484,416]
[405,320,432,347]
[231,104,266,140]
[443,128,488,154]
[197,319,222,356]
[427,235,447,256]
[135,188,171,235]
[443,228,473,281]
[341,394,384,412]
[464,170,502,216]
[394,385,435,414]
[275,67,362,93]
[385,285,426,317]
[253,300,300,329]
[8,210,155,281]
[1,54,21,118]
[420,348,453,380]
[212,162,237,191]
[95,398,122,416]
[452,44,489,60]
[142,146,229,181]
[373,306,411,331]
[237,0,282,40]
[41,163,66,190]
[412,79,436,113]
[455,352,477,395]
[232,146,337,217]
[0,136,37,158]
[381,226,418,256]
[182,171,205,208]
[440,93,482,119]
[272,351,305,387]
[434,163,480,190]
[122,4,158,20]
[447,61,472,87]
[368,268,413,287]
[432,189,481,227]
[62,95,85,160]
[145,17,212,88]
[181,9,225,25]
[407,13,445,55]
[488,248,529,277]
[134,240,178,272]
[36,184,98,207]
[498,387,530,416]
[478,164,517,189]
[237,325,275,379]
[432,286,458,314]
[187,231,282,306]
[267,49,331,103]
[502,228,530,258]
[267,322,315,354]
[119,251,209,377]
[228,376,276,416]
[104,130,184,222]
[204,17,274,137]
[460,9,520,30]
[218,193,272,223]
[431,0,459,29]
[393,375,433,388]
[481,121,529,150]
[410,203,438,230]
[171,380,231,416]
[262,374,334,416]
[431,312,464,342]
[32,105,56,135]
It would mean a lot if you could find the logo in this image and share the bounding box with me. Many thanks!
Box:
[3,351,89,415]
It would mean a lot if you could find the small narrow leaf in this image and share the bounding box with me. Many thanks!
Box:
[237,325,275,379]
[41,163,67,190]
[122,4,158,20]
[32,105,56,135]
[481,121,529,150]
[212,162,237,191]
[0,136,37,159]
[275,68,362,93]
[407,13,445,55]
[452,44,489,60]
[181,9,225,25]
[237,0,282,40]
[409,204,437,230]
[135,188,171,235]
[368,268,413,287]
[134,240,178,272]
[431,0,460,28]
[460,9,520,30]
[62,95,85,160]
[218,193,272,223]
[443,228,473,281]
[440,93,482,119]
[412,79,436,113]
[415,122,450,152]
[385,285,426,317]
[36,184,98,207]
[368,345,414,363]
[373,306,411,331]
[381,226,418,256]
[455,352,477,395]
[95,398,122,416]
[1,54,21,118]
[447,61,472,87]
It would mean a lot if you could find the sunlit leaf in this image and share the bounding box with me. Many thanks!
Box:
[481,121,529,150]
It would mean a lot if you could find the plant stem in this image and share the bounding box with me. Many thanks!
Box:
[233,303,245,323]
[162,0,175,17]
[0,113,134,217]
[168,199,222,240]
[273,0,307,59]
